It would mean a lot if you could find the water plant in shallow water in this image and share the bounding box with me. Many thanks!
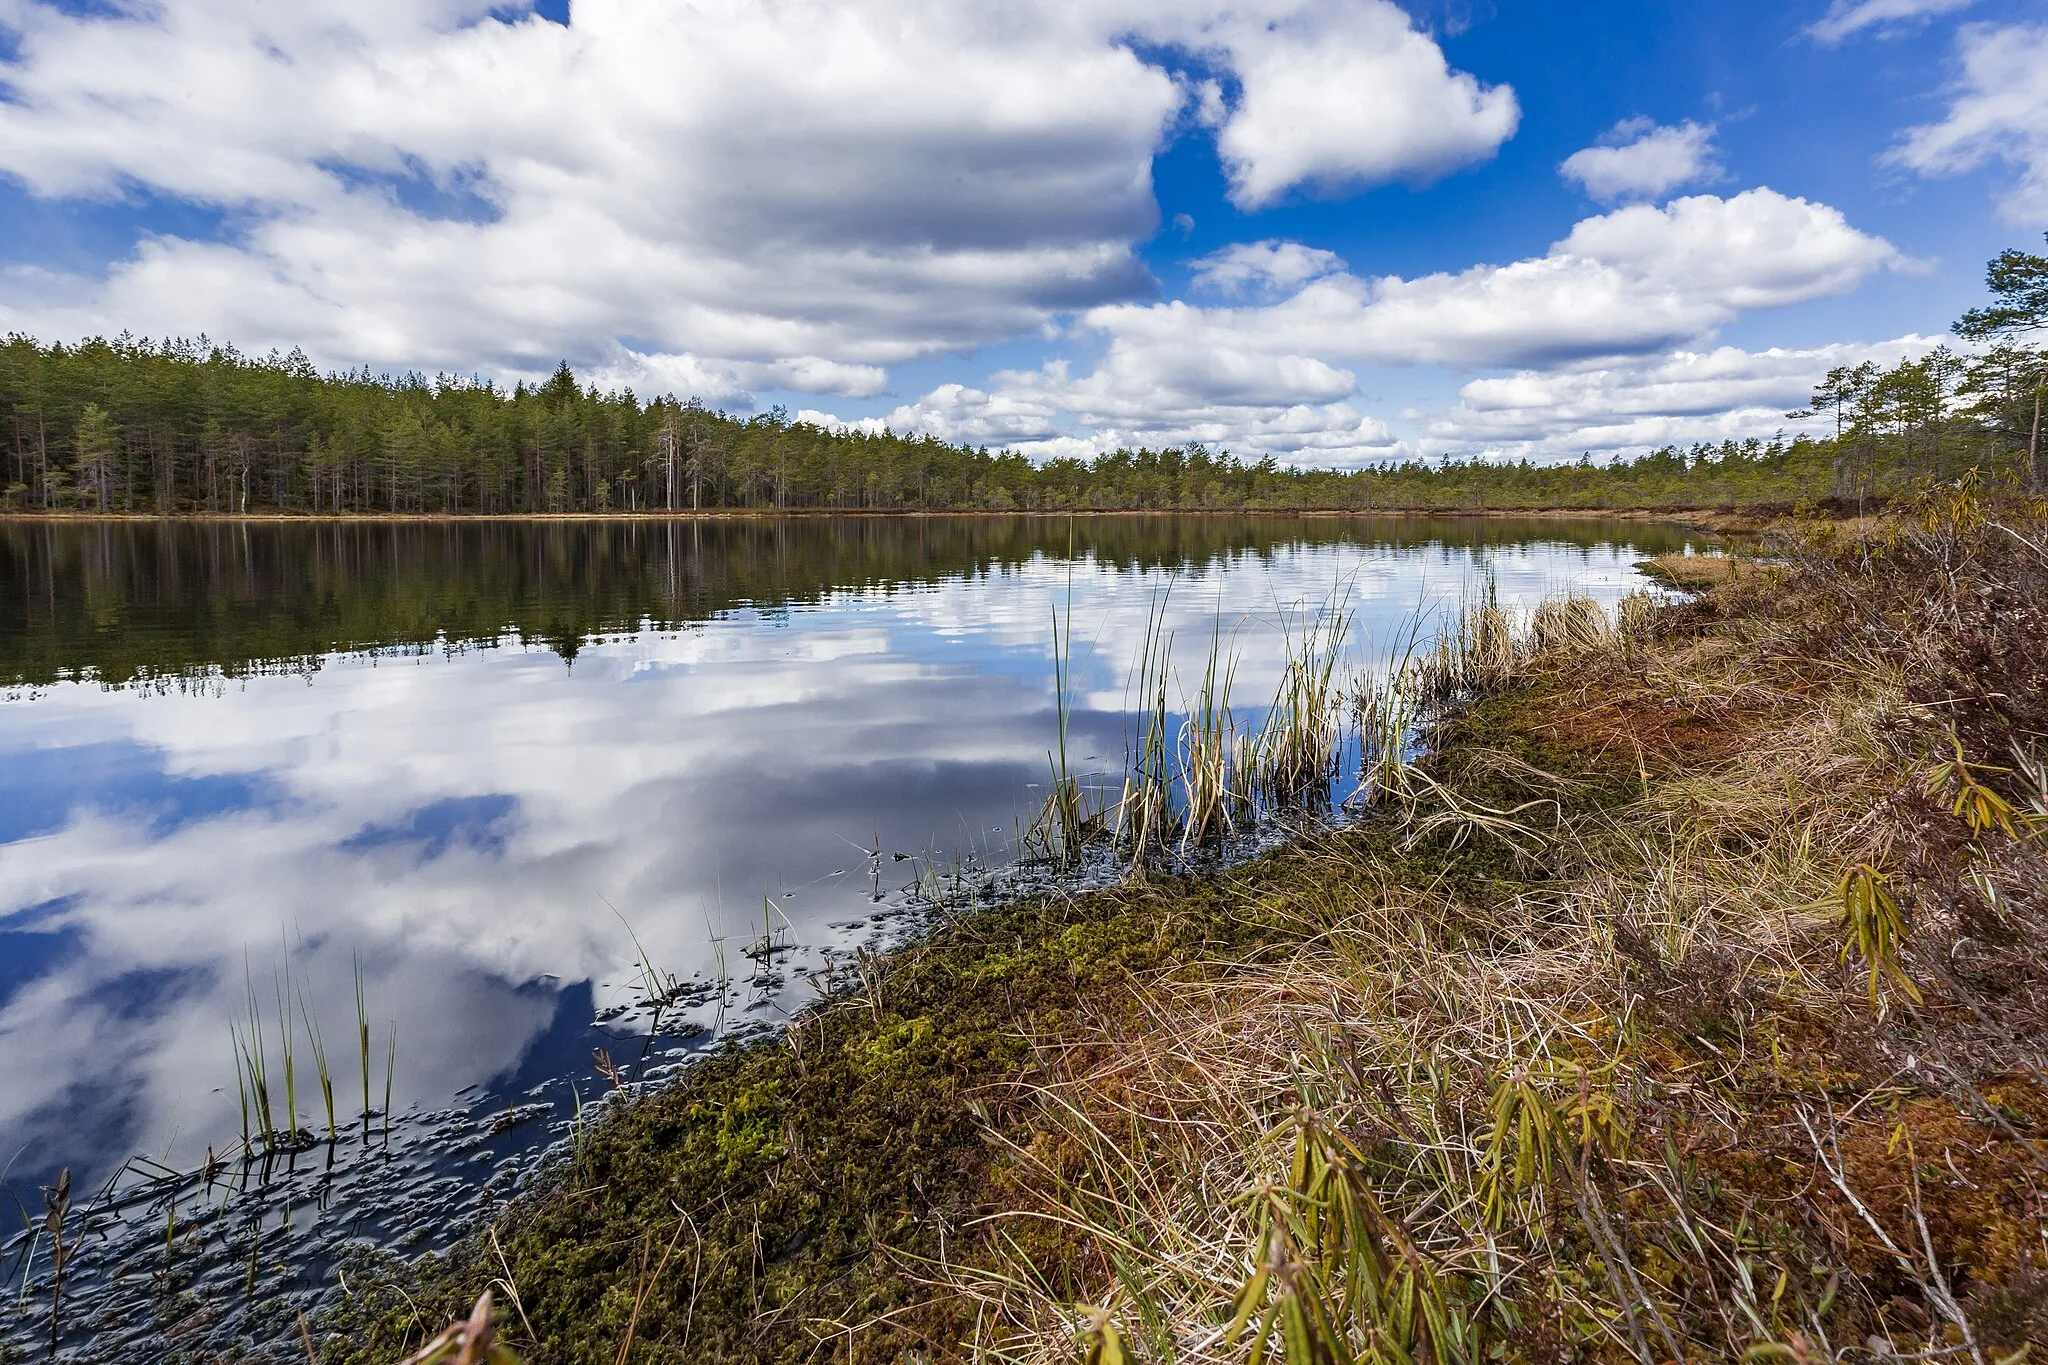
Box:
[1115,585,1176,864]
[230,948,397,1159]
[40,1168,75,1351]
[1416,580,1518,703]
[299,983,337,1145]
[1248,599,1352,808]
[1031,540,1101,871]
[355,952,373,1140]
[1176,615,1242,851]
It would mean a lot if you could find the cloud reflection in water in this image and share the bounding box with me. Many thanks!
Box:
[0,518,1696,1192]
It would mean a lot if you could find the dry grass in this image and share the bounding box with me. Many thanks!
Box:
[1637,551,1741,591]
[943,486,2048,1364]
[334,490,2048,1365]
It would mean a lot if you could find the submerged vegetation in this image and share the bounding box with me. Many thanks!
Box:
[325,477,2048,1363]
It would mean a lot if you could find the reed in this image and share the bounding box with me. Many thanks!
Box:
[1175,616,1241,850]
[1035,546,1091,870]
[383,1022,398,1141]
[706,911,731,1036]
[1246,600,1351,807]
[1354,671,1415,807]
[355,951,373,1138]
[1615,586,1660,641]
[274,967,297,1150]
[610,902,684,1029]
[41,1167,73,1351]
[746,894,787,981]
[1530,593,1612,656]
[1415,580,1518,702]
[299,985,337,1145]
[240,964,276,1153]
[229,1021,253,1156]
[1115,586,1175,862]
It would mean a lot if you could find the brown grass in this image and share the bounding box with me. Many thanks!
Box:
[1637,551,1742,591]
[337,489,2048,1365]
[936,485,2048,1364]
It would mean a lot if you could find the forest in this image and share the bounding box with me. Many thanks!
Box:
[2,241,2042,515]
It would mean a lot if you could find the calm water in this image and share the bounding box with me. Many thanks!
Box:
[0,515,1701,1354]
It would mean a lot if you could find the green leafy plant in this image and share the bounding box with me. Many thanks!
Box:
[1836,863,1920,1004]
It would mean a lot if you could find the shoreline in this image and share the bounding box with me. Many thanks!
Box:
[0,504,1766,533]
[320,497,2048,1363]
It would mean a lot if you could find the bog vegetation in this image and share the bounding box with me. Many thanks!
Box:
[336,480,2048,1365]
[3,235,2046,515]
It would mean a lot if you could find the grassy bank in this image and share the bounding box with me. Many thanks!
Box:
[332,490,2048,1364]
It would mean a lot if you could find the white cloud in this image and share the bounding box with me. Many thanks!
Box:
[1891,22,2048,227]
[1422,336,1947,461]
[805,363,1402,467]
[1807,0,1975,44]
[854,383,1070,448]
[1191,240,1347,297]
[816,190,1904,467]
[1082,189,1900,373]
[0,0,1514,399]
[1559,118,1722,202]
[1171,0,1519,208]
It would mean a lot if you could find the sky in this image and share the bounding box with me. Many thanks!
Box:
[0,0,2043,467]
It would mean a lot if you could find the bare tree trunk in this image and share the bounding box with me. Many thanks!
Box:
[2030,382,2043,491]
[663,426,677,510]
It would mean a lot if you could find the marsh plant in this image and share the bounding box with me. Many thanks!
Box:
[1114,586,1177,863]
[1244,602,1350,808]
[1101,593,1391,868]
[230,948,397,1161]
[944,484,2048,1365]
[1176,620,1243,851]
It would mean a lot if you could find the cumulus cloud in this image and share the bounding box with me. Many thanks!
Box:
[1082,189,1900,373]
[1168,1,1519,208]
[811,189,1903,467]
[0,0,1515,397]
[1807,0,1975,44]
[1891,22,2048,226]
[836,384,1070,448]
[805,362,1401,467]
[1559,118,1722,202]
[1422,336,1947,461]
[1190,240,1347,297]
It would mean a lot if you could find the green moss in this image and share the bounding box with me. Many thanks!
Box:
[323,868,1292,1363]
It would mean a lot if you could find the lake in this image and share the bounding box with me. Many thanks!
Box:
[0,514,1703,1355]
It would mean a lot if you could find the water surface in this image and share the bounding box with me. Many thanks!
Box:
[0,514,1703,1353]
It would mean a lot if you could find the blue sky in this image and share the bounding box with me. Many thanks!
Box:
[0,0,2041,464]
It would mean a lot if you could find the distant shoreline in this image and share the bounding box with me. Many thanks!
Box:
[0,505,1767,531]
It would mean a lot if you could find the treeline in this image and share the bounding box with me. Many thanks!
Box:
[2,243,2040,515]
